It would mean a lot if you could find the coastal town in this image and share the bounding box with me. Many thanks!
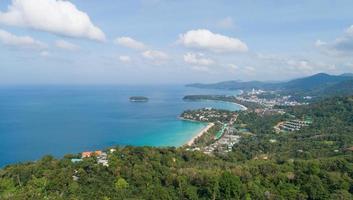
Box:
[181,108,242,154]
[180,89,315,155]
[236,88,309,107]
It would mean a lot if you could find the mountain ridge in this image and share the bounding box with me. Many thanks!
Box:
[186,73,353,97]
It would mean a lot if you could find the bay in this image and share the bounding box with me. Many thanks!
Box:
[0,85,241,167]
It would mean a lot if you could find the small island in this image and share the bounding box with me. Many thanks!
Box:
[129,96,149,102]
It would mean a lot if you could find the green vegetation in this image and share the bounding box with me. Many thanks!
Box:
[181,108,236,123]
[1,96,353,199]
[193,123,221,147]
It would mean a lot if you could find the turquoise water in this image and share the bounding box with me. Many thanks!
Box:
[0,85,241,167]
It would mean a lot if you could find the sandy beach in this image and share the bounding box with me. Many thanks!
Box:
[186,123,215,146]
[238,103,248,111]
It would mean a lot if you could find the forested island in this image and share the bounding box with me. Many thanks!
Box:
[1,95,352,199]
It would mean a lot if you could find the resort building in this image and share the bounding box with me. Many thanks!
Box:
[81,150,103,158]
[275,119,312,132]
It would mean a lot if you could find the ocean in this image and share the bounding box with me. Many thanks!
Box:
[0,85,241,167]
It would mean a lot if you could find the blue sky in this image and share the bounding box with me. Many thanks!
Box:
[0,0,353,84]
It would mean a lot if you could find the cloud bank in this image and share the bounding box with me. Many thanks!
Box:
[0,0,105,41]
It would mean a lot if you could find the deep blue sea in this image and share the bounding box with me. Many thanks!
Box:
[0,85,241,167]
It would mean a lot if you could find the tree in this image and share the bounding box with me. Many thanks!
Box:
[218,172,242,200]
[115,177,129,199]
[0,178,16,199]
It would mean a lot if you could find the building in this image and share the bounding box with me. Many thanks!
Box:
[81,150,103,158]
[276,119,312,132]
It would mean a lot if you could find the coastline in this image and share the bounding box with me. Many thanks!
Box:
[238,103,248,111]
[179,100,245,146]
[184,120,215,146]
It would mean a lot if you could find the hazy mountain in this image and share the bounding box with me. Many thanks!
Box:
[187,73,353,97]
[282,73,353,92]
[340,73,353,77]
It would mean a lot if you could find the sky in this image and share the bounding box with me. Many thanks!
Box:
[0,0,353,85]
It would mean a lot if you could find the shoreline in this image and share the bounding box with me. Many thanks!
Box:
[238,103,248,111]
[185,121,215,146]
[184,98,248,111]
[179,100,245,146]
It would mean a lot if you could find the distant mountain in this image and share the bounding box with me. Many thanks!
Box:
[186,81,276,90]
[282,73,353,92]
[340,73,353,77]
[187,73,353,97]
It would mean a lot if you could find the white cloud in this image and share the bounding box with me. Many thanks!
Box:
[55,40,79,51]
[118,55,131,63]
[316,25,353,55]
[178,29,248,53]
[183,52,214,66]
[287,60,313,72]
[114,37,146,50]
[217,17,234,29]
[0,0,105,41]
[142,50,168,61]
[0,29,46,49]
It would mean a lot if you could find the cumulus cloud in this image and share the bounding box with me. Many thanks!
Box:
[0,29,46,49]
[0,0,105,41]
[178,29,248,53]
[142,50,168,61]
[118,55,131,63]
[114,37,146,50]
[55,40,79,51]
[183,52,215,66]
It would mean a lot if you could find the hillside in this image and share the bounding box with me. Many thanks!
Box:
[1,96,353,199]
[282,73,353,92]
